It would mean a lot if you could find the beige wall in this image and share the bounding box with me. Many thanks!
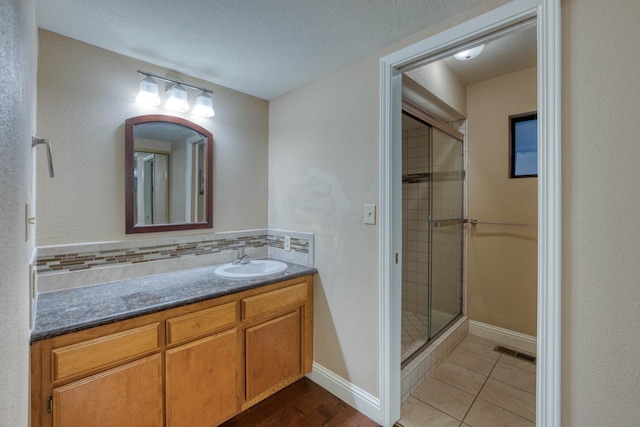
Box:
[0,0,36,425]
[36,30,269,246]
[562,0,640,424]
[406,61,467,117]
[268,0,509,398]
[269,55,381,394]
[467,66,538,336]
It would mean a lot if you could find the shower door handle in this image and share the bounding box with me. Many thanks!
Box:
[429,218,468,228]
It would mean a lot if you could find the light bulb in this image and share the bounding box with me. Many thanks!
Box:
[136,76,160,105]
[192,92,215,117]
[454,44,485,61]
[166,84,189,112]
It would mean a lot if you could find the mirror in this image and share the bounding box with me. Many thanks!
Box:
[125,115,213,233]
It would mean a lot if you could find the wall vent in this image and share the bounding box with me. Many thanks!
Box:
[494,345,536,364]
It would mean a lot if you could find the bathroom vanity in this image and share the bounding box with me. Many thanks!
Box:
[30,263,315,427]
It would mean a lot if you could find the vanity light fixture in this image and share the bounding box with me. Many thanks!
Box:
[165,83,190,112]
[454,44,485,60]
[136,70,216,117]
[192,92,215,117]
[135,75,161,105]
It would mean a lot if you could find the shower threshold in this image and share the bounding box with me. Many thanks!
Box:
[401,313,463,369]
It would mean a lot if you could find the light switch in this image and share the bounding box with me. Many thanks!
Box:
[284,236,291,251]
[364,204,376,225]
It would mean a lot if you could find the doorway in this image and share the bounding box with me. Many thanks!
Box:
[378,1,561,426]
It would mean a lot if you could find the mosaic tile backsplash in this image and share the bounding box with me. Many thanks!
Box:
[37,233,308,274]
[35,229,314,293]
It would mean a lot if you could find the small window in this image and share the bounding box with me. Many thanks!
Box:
[509,112,538,178]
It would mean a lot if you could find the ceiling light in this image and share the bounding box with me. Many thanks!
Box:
[454,44,485,61]
[166,83,189,112]
[192,92,215,117]
[136,75,161,105]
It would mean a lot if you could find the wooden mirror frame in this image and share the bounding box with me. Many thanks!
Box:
[125,114,213,233]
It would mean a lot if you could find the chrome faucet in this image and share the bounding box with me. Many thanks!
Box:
[232,248,251,265]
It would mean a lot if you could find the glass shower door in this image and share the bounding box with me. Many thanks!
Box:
[428,127,464,337]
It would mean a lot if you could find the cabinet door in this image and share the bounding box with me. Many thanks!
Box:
[166,328,239,427]
[245,310,301,400]
[52,354,162,427]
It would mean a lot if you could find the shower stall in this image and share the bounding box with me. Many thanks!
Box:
[401,107,465,365]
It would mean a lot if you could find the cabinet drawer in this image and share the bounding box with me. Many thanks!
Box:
[51,323,160,382]
[166,302,237,345]
[242,282,307,319]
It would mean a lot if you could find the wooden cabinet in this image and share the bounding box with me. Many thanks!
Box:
[246,310,301,400]
[52,354,162,427]
[31,274,313,427]
[166,329,239,427]
[242,282,310,405]
[166,302,237,346]
[32,322,163,427]
[51,323,160,383]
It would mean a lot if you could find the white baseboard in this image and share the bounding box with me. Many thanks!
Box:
[468,320,537,355]
[307,362,381,423]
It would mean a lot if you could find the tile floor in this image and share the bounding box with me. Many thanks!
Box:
[398,335,536,427]
[402,310,429,361]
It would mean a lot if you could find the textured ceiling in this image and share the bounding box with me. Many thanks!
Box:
[36,0,488,100]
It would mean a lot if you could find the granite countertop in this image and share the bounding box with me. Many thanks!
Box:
[31,259,317,343]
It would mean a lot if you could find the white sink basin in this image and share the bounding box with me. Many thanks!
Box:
[214,260,288,279]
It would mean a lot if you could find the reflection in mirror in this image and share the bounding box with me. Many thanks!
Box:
[135,151,169,224]
[125,115,213,233]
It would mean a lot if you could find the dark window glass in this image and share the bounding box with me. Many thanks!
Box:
[510,112,537,178]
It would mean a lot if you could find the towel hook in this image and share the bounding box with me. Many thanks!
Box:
[32,134,54,178]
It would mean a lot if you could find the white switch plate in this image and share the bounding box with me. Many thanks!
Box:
[284,236,291,251]
[364,204,376,225]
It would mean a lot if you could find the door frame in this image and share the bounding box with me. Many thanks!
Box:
[378,0,561,425]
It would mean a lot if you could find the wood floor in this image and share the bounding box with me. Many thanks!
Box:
[220,377,380,427]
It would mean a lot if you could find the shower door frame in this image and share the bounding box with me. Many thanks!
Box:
[427,124,465,340]
[378,1,562,426]
[400,105,465,367]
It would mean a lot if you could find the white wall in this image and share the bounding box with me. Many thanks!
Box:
[36,30,269,246]
[0,0,36,425]
[561,0,640,424]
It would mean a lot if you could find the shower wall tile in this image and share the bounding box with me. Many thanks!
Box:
[402,122,431,317]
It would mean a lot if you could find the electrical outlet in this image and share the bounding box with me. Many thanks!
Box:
[284,236,291,251]
[364,204,376,225]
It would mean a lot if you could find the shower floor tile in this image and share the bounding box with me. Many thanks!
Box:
[402,310,429,361]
